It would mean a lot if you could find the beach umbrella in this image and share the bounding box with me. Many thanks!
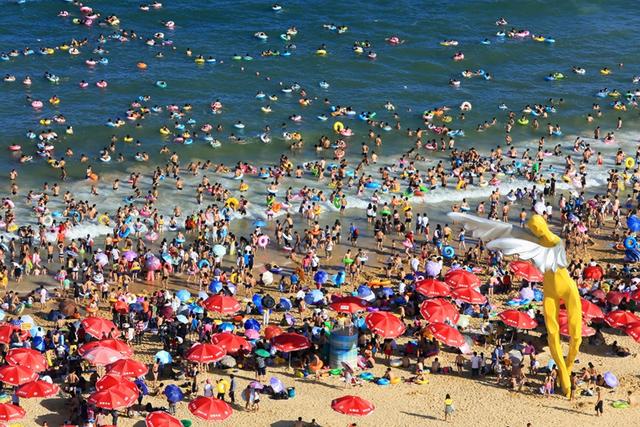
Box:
[313,270,329,284]
[176,289,191,302]
[145,256,161,271]
[255,349,271,358]
[304,289,324,305]
[186,343,226,364]
[89,382,138,410]
[145,411,182,427]
[16,380,60,398]
[509,261,543,282]
[580,298,604,320]
[625,323,640,342]
[0,324,27,345]
[451,287,487,304]
[188,396,233,421]
[96,374,135,392]
[271,333,311,352]
[444,269,480,288]
[627,215,640,232]
[219,355,237,368]
[212,244,227,257]
[244,318,261,331]
[245,329,260,340]
[0,365,38,386]
[264,325,283,340]
[364,312,406,338]
[356,285,375,302]
[95,252,109,267]
[419,299,460,324]
[508,349,523,364]
[123,250,138,262]
[261,270,274,286]
[583,265,604,281]
[163,384,184,403]
[498,310,538,329]
[591,289,606,302]
[218,322,234,332]
[428,323,465,347]
[81,316,118,338]
[331,395,375,416]
[208,280,223,294]
[78,339,133,357]
[59,299,78,317]
[605,310,640,329]
[211,332,251,354]
[154,350,173,365]
[415,279,451,298]
[0,404,25,422]
[425,260,442,277]
[606,291,627,306]
[519,287,535,301]
[330,296,367,313]
[560,321,595,337]
[83,346,126,366]
[202,295,241,314]
[269,377,284,393]
[279,297,292,311]
[6,348,47,372]
[107,358,149,378]
[114,300,130,314]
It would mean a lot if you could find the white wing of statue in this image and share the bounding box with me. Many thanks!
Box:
[448,212,567,273]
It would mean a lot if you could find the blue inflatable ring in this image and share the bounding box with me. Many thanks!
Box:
[442,245,455,259]
[624,236,637,250]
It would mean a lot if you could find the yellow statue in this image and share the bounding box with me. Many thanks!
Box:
[449,207,582,397]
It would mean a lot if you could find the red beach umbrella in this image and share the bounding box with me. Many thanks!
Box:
[186,343,226,364]
[89,383,138,410]
[78,339,133,357]
[606,291,627,306]
[583,265,604,281]
[6,348,47,372]
[330,296,367,313]
[419,299,460,324]
[580,298,604,320]
[415,279,451,298]
[0,404,25,422]
[270,333,311,352]
[631,289,640,302]
[107,358,149,378]
[331,395,375,416]
[188,396,233,421]
[0,365,38,386]
[591,289,606,302]
[444,269,480,288]
[201,295,241,314]
[498,310,538,329]
[16,380,60,398]
[364,312,406,338]
[211,332,251,354]
[509,261,543,282]
[146,411,183,427]
[81,317,118,338]
[605,310,640,329]
[83,346,126,366]
[625,323,640,343]
[113,300,130,314]
[264,325,283,340]
[0,324,28,345]
[560,321,595,337]
[96,374,135,392]
[428,323,465,347]
[451,287,487,304]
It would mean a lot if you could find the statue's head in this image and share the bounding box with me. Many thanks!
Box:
[527,214,560,247]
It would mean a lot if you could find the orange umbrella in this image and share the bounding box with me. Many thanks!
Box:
[6,348,47,372]
[0,365,38,386]
[81,317,118,338]
[89,382,138,409]
[364,312,406,338]
[451,287,487,304]
[188,396,233,421]
[186,343,226,364]
[428,323,465,347]
[16,380,60,398]
[211,332,251,354]
[113,300,129,314]
[509,261,543,282]
[107,358,149,378]
[201,295,241,314]
[0,404,25,422]
[419,299,460,324]
[146,411,182,427]
[331,395,375,416]
[444,269,480,288]
[415,279,451,298]
[78,339,133,357]
[264,325,283,340]
[498,310,538,329]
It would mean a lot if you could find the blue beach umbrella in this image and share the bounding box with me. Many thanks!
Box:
[333,270,346,286]
[254,220,267,228]
[313,271,328,284]
[219,322,234,332]
[208,280,223,294]
[279,297,292,311]
[163,384,184,403]
[155,350,172,365]
[135,378,149,396]
[252,294,263,307]
[357,285,375,302]
[244,318,261,331]
[212,244,227,257]
[304,289,324,305]
[628,215,640,232]
[176,289,191,302]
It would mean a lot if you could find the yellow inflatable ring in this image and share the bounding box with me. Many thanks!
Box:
[98,214,110,225]
[7,224,18,233]
[625,157,635,169]
[333,121,345,133]
[226,197,239,210]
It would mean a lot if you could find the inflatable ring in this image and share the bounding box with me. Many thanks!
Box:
[333,197,341,209]
[390,377,401,385]
[42,215,53,227]
[68,210,81,222]
[612,401,630,409]
[376,378,390,386]
[7,224,18,233]
[98,214,110,225]
[623,236,637,250]
[257,235,269,248]
[333,121,344,133]
[625,157,635,169]
[359,372,374,381]
[197,259,210,269]
[414,379,429,385]
[226,197,239,210]
[442,245,455,259]
[390,359,402,368]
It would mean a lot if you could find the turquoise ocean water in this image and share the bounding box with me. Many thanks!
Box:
[0,0,639,238]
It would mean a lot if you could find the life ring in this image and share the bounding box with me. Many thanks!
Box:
[333,121,344,133]
[68,210,81,222]
[442,246,455,259]
[333,197,341,209]
[137,62,147,70]
[390,377,401,385]
[118,227,131,238]
[625,157,635,169]
[197,259,210,269]
[376,378,390,386]
[226,197,239,210]
[42,215,53,227]
[257,235,269,248]
[624,236,637,250]
[98,214,110,225]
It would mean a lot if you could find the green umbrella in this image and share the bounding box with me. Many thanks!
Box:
[255,349,271,358]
